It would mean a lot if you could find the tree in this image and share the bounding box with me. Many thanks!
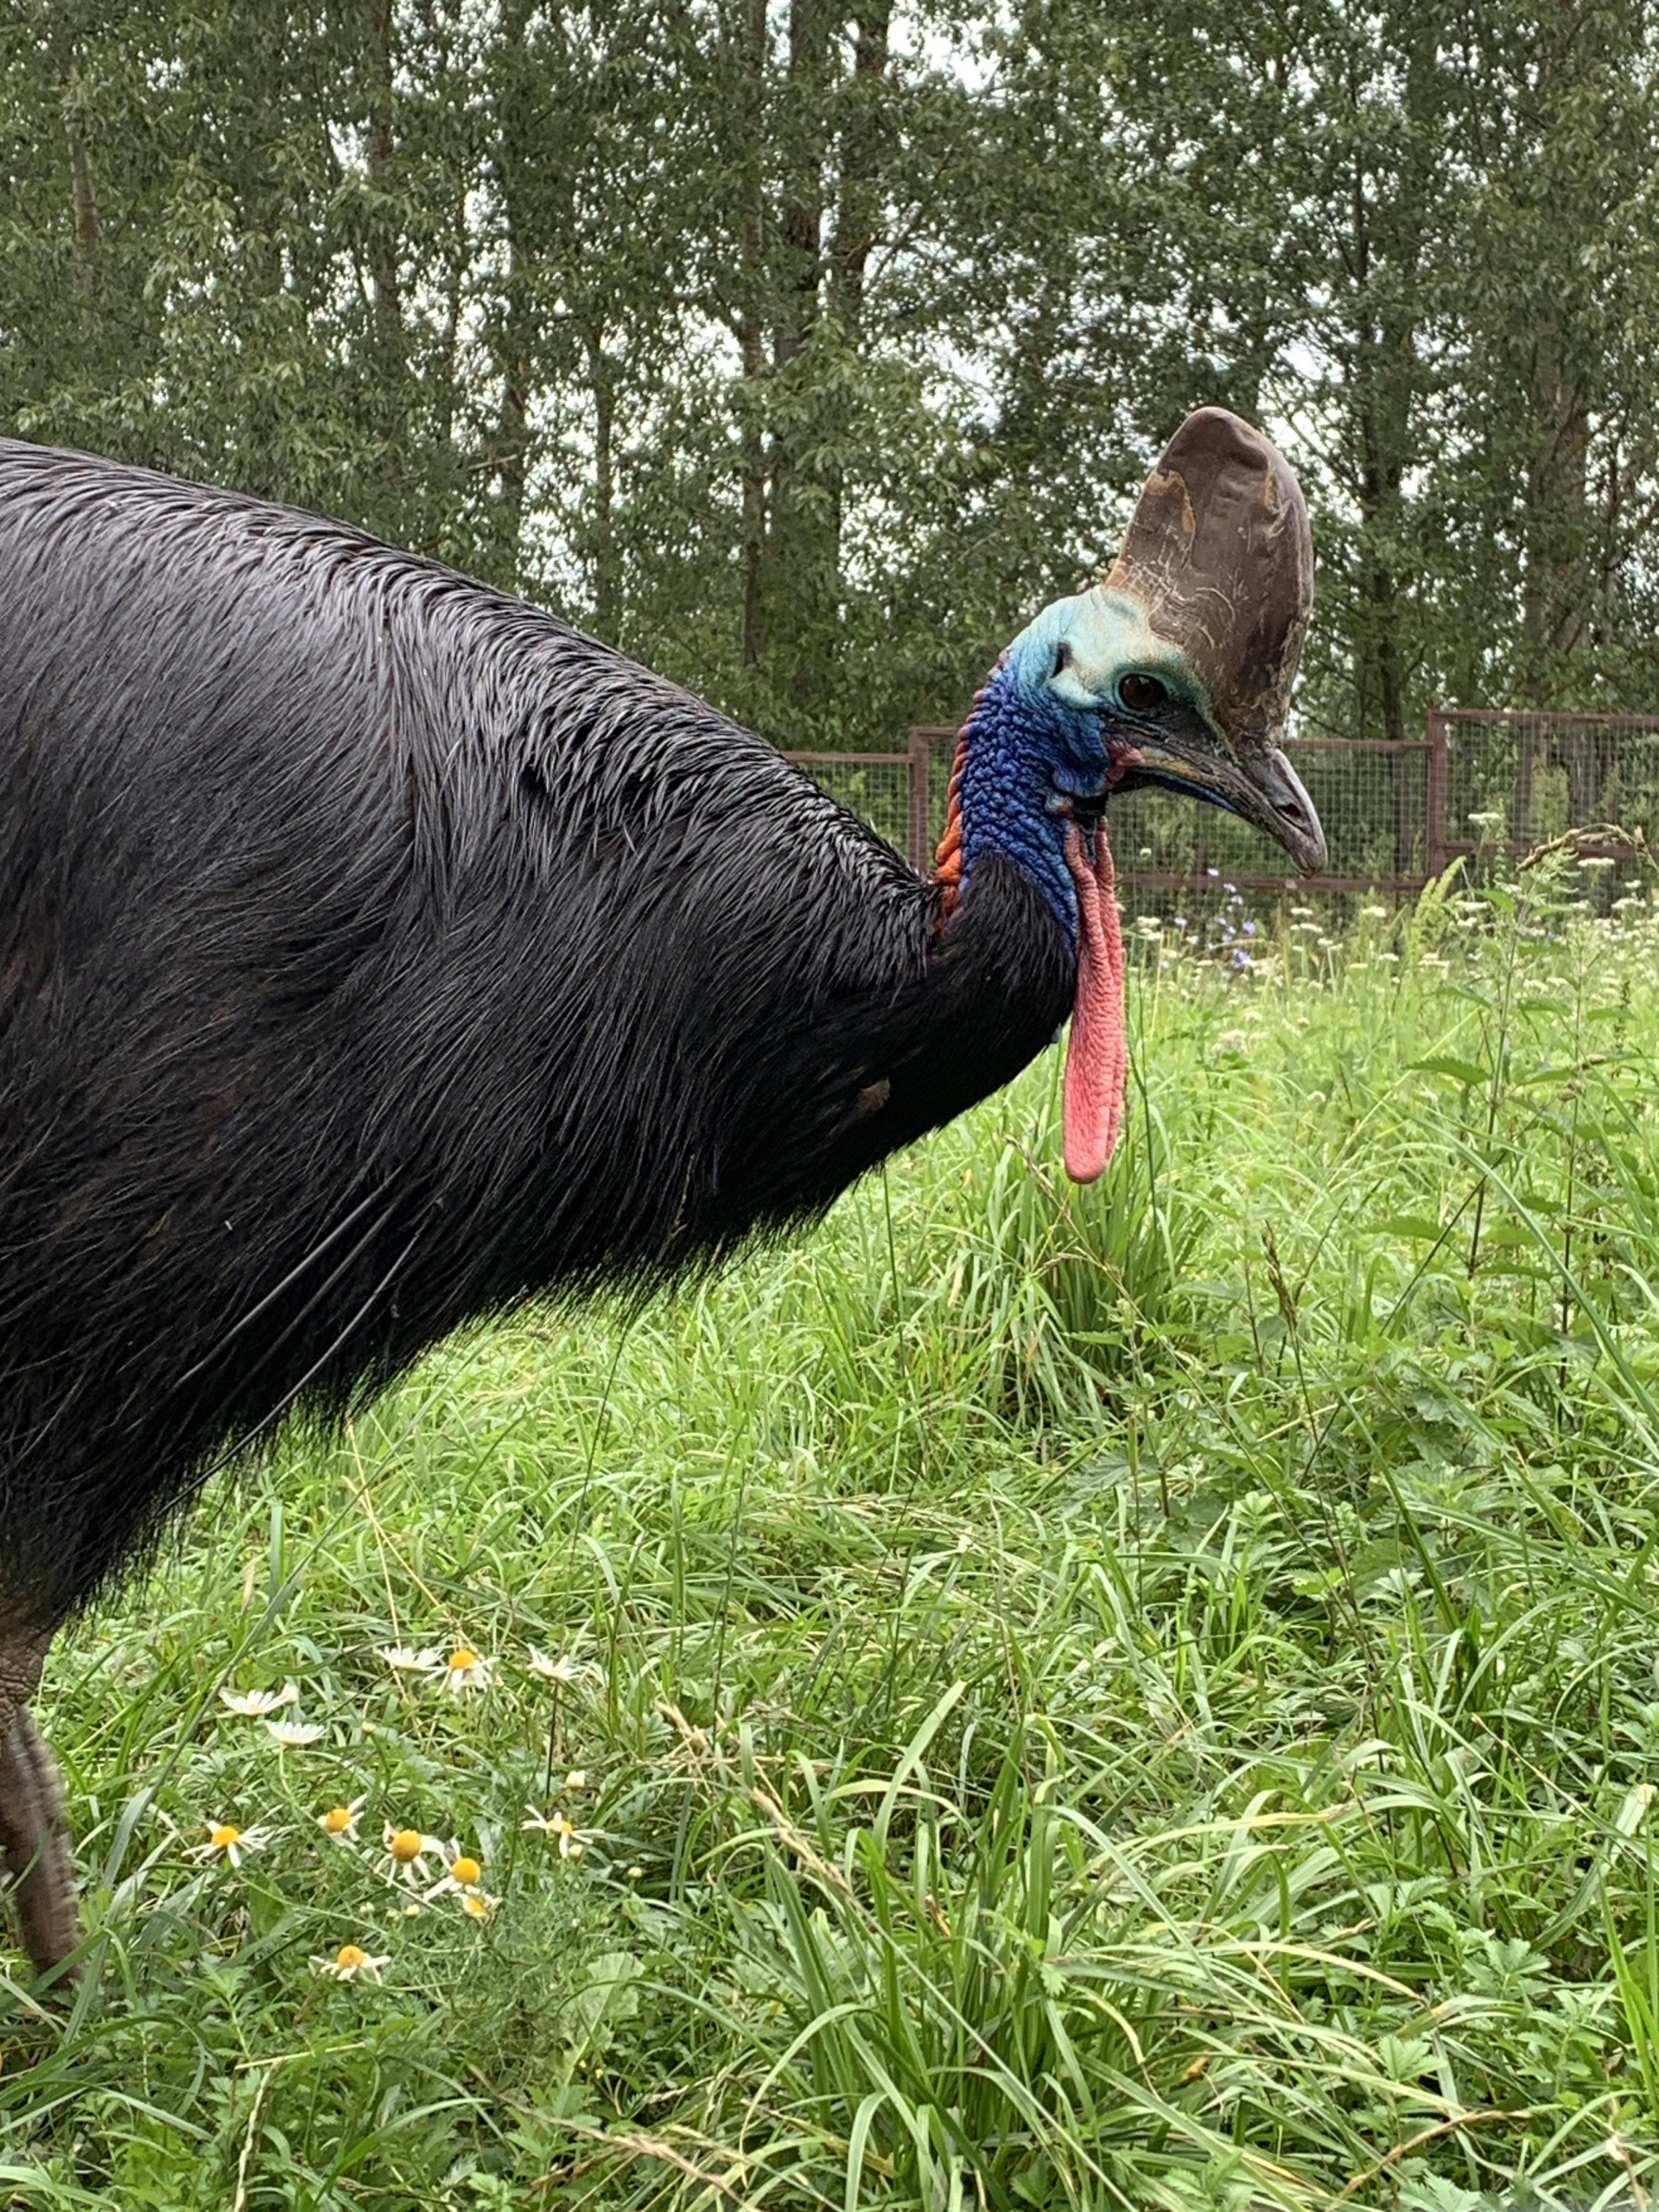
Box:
[6,0,1659,758]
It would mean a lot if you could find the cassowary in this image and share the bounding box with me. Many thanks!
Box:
[0,405,1322,1975]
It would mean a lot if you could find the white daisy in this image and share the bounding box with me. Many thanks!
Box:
[424,1840,487,1901]
[188,1818,270,1869]
[378,1644,442,1676]
[523,1807,584,1859]
[525,1647,587,1685]
[440,1646,493,1694]
[317,1797,366,1846]
[381,1823,443,1888]
[311,1942,389,1983]
[218,1684,300,1718]
[264,1719,325,1748]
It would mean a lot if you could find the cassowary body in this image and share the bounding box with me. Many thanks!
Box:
[0,409,1321,1974]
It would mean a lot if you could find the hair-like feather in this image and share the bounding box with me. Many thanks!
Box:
[0,440,1072,1625]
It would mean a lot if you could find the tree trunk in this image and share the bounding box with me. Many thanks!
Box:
[828,3,890,330]
[365,0,402,351]
[765,0,839,694]
[1341,20,1441,872]
[586,329,619,639]
[735,0,770,669]
[59,63,100,334]
[1520,350,1590,684]
[492,0,538,589]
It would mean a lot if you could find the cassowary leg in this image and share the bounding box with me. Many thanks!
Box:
[0,1633,77,1978]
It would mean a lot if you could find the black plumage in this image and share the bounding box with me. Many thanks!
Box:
[0,410,1319,1978]
[0,439,1072,1630]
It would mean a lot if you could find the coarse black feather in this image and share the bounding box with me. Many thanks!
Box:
[0,439,1074,1627]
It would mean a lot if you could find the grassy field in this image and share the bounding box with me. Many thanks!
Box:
[8,859,1659,2210]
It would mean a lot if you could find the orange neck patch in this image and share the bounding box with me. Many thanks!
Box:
[933,730,969,913]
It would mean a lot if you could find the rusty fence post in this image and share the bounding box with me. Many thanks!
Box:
[1425,709,1448,881]
[906,728,931,874]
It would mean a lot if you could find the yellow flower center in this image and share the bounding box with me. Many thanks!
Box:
[389,1828,424,1863]
[448,1647,477,1671]
[322,1807,353,1834]
[451,1855,481,1886]
[336,1943,368,1970]
[209,1822,239,1849]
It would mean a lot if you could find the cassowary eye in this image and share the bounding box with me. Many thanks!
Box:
[1118,672,1167,715]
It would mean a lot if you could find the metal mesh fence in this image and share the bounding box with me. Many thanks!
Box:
[1434,709,1659,863]
[785,711,1659,912]
[1105,738,1429,893]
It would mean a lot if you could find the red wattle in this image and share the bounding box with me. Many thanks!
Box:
[1061,822,1126,1184]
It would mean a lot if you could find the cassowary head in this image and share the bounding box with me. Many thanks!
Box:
[943,406,1323,1181]
[996,405,1322,877]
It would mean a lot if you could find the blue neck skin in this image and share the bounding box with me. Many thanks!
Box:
[957,646,1112,952]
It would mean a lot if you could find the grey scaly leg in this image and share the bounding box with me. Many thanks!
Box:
[0,1634,77,1978]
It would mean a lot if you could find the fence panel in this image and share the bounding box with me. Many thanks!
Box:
[786,710,1659,903]
[789,728,1431,893]
[1433,709,1659,863]
[1107,737,1429,894]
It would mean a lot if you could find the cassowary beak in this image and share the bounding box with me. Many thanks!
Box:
[1095,407,1326,875]
[1126,729,1327,877]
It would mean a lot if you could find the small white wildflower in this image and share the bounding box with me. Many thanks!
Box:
[317,1798,366,1846]
[458,1889,499,1920]
[1361,905,1389,920]
[524,1807,585,1859]
[264,1719,326,1748]
[525,1647,586,1685]
[441,1646,493,1695]
[425,1841,487,1901]
[219,1684,300,1719]
[188,1819,270,1869]
[378,1645,442,1676]
[382,1824,444,1887]
[312,1942,389,1983]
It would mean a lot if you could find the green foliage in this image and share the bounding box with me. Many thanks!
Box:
[3,883,1659,2201]
[7,3,1659,751]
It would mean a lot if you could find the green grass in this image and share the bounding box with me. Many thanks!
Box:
[8,856,1659,2209]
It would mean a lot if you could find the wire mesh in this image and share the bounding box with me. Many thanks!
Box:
[1105,739,1429,892]
[790,729,1431,899]
[1438,710,1659,859]
[786,712,1659,915]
